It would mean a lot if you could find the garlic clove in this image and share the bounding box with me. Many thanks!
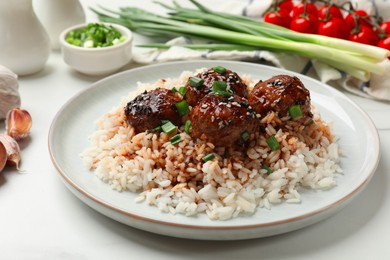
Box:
[0,134,21,169]
[0,141,6,172]
[6,107,32,141]
[0,65,21,119]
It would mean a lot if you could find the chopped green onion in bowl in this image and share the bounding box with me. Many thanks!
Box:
[66,23,127,48]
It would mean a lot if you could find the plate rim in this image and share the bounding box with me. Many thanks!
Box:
[48,60,381,231]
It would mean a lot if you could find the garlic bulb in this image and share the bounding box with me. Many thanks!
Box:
[0,65,21,119]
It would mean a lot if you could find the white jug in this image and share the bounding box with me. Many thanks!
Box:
[0,0,50,76]
[33,0,86,50]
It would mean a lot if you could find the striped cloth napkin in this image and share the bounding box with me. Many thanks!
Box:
[132,0,390,101]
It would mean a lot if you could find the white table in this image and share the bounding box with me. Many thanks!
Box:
[2,0,390,259]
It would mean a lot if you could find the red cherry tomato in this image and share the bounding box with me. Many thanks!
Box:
[318,18,349,39]
[378,37,390,50]
[264,9,291,28]
[292,2,318,18]
[380,21,390,36]
[278,0,294,11]
[345,10,371,30]
[290,14,318,34]
[318,5,343,21]
[349,26,379,46]
[378,37,390,59]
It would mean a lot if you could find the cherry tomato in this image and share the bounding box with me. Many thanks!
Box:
[290,14,318,34]
[378,37,390,59]
[292,2,318,18]
[345,10,372,30]
[264,9,291,28]
[278,0,294,11]
[380,21,390,36]
[349,26,379,46]
[318,5,343,21]
[318,18,349,39]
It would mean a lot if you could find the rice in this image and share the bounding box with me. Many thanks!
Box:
[80,69,342,221]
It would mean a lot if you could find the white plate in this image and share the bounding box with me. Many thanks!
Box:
[49,60,380,240]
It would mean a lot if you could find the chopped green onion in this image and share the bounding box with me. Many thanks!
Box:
[179,86,186,96]
[184,120,191,133]
[241,130,250,141]
[289,105,302,119]
[266,136,280,151]
[175,100,190,116]
[66,23,125,48]
[212,81,232,97]
[171,87,178,93]
[262,164,273,175]
[148,125,162,133]
[202,153,215,162]
[161,121,176,134]
[170,134,181,144]
[212,81,227,90]
[189,76,204,89]
[161,119,170,125]
[213,65,226,74]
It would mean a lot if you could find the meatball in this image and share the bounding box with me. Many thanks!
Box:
[124,88,182,132]
[185,67,249,106]
[248,75,313,122]
[189,94,258,147]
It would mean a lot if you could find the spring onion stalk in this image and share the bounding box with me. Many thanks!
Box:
[91,1,390,79]
[168,7,388,61]
[137,43,259,51]
[164,0,389,60]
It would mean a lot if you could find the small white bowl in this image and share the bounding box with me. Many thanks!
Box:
[60,23,133,76]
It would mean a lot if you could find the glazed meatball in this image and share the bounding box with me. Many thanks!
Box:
[124,88,182,133]
[189,94,258,147]
[248,75,313,122]
[185,67,249,106]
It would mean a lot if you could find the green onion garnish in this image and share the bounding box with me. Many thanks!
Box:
[213,65,226,74]
[161,121,176,134]
[175,100,190,116]
[262,164,273,175]
[170,134,181,145]
[179,86,186,96]
[212,81,232,97]
[266,136,280,151]
[171,87,178,93]
[241,130,250,141]
[184,120,191,134]
[161,119,170,125]
[289,105,302,119]
[147,125,162,133]
[202,153,215,162]
[189,76,204,89]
